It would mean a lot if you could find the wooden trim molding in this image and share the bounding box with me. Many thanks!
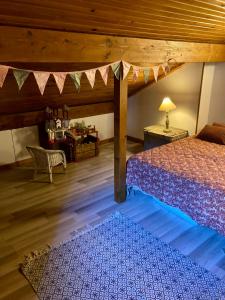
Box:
[99,136,144,145]
[0,157,33,170]
[99,137,114,145]
[127,136,144,145]
[1,26,225,63]
[0,139,115,168]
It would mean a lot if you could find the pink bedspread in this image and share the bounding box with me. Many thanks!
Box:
[127,137,225,236]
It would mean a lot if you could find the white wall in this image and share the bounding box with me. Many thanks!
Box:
[0,113,114,165]
[128,63,203,139]
[0,126,39,165]
[197,62,225,131]
[0,130,15,165]
[197,63,215,132]
[70,113,114,141]
[208,63,225,124]
[12,126,40,161]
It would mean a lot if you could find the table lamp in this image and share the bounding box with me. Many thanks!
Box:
[159,97,176,132]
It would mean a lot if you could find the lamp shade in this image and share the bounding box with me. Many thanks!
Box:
[159,97,176,112]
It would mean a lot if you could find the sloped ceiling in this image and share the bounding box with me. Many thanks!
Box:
[0,63,182,115]
[1,0,225,43]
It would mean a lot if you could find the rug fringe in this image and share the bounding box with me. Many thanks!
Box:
[20,245,52,270]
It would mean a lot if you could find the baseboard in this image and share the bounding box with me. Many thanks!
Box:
[100,136,143,145]
[0,137,141,168]
[127,136,144,145]
[0,163,14,170]
[15,158,33,166]
[0,157,32,170]
[99,137,114,145]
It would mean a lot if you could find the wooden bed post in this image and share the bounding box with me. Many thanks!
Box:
[114,71,128,203]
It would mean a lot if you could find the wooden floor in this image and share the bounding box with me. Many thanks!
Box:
[0,141,225,299]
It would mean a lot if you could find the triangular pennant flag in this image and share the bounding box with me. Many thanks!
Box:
[152,65,159,82]
[85,69,96,88]
[70,72,82,91]
[111,61,121,80]
[122,61,131,80]
[33,71,50,95]
[167,62,171,72]
[143,68,150,84]
[53,73,67,94]
[13,69,30,90]
[133,66,139,81]
[161,63,169,75]
[0,65,9,88]
[98,65,109,85]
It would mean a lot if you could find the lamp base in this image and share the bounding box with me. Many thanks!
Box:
[164,111,171,133]
[163,128,171,133]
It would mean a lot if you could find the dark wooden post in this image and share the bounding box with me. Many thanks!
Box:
[114,71,128,203]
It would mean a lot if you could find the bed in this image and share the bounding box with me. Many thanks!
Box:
[126,137,225,236]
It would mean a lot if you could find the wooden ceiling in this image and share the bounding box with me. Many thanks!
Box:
[1,0,225,44]
[0,0,220,130]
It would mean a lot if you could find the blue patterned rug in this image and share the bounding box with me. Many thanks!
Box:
[21,212,225,300]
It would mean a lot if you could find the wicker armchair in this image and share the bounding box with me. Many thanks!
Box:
[26,146,66,183]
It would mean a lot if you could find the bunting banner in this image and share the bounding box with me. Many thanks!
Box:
[0,59,174,94]
[98,65,110,85]
[111,61,121,80]
[70,72,82,91]
[13,69,30,90]
[53,73,67,94]
[85,69,96,88]
[152,65,159,82]
[122,61,131,80]
[161,63,169,75]
[0,65,9,88]
[133,66,139,81]
[143,68,150,84]
[33,71,50,95]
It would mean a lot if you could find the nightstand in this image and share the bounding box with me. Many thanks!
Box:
[144,125,189,150]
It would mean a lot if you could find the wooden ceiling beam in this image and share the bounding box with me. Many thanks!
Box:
[0,102,114,131]
[114,74,128,203]
[1,26,225,63]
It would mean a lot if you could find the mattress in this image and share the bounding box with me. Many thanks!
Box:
[126,137,225,236]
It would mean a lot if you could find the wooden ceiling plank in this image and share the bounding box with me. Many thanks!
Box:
[2,1,225,27]
[1,1,225,43]
[162,0,225,15]
[2,0,225,43]
[3,0,225,30]
[3,15,225,40]
[61,0,225,22]
[6,0,225,20]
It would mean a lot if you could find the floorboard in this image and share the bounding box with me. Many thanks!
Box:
[0,141,224,299]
